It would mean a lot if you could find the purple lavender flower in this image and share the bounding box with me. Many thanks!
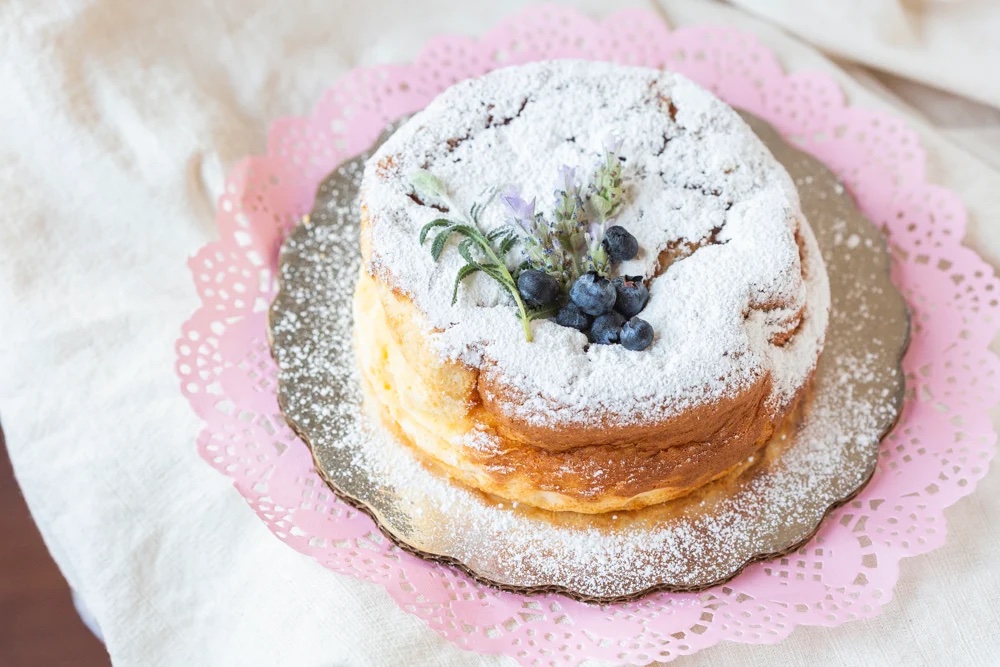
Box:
[583,219,610,275]
[556,165,579,196]
[501,187,536,232]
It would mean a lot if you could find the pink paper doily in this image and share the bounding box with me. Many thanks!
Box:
[174,6,999,665]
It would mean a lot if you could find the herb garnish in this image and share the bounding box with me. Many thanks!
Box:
[410,136,626,342]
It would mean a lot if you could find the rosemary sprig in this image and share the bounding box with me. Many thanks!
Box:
[410,169,537,342]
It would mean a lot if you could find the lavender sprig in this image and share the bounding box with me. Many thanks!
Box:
[500,189,548,269]
[502,188,573,283]
[588,134,625,223]
[551,166,589,278]
[583,221,610,275]
[580,135,624,274]
[508,138,625,280]
[411,170,536,342]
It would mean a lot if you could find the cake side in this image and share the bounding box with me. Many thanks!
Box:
[354,208,828,512]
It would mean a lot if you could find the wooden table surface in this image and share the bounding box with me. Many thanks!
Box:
[0,425,109,666]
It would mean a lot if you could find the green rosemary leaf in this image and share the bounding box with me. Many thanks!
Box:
[470,202,484,222]
[487,227,509,242]
[457,237,477,265]
[449,223,482,239]
[498,232,518,256]
[430,225,459,261]
[481,264,516,290]
[419,218,451,246]
[478,263,504,281]
[452,264,481,304]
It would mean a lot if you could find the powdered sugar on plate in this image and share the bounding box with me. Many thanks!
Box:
[268,111,908,599]
[361,61,830,426]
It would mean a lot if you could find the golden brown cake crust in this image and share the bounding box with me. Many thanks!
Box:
[354,262,814,513]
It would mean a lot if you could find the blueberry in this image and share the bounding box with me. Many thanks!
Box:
[556,303,592,332]
[620,317,654,351]
[517,269,560,308]
[569,271,616,316]
[589,311,625,345]
[613,275,649,318]
[602,225,639,263]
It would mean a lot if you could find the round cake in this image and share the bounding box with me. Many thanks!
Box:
[354,60,830,514]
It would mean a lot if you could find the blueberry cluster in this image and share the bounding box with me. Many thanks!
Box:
[516,225,655,351]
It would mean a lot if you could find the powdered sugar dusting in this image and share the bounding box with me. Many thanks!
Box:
[268,112,908,599]
[361,61,830,426]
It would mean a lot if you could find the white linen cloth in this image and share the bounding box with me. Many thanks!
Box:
[727,0,1000,110]
[1,0,998,665]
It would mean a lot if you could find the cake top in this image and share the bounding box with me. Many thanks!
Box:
[361,60,829,426]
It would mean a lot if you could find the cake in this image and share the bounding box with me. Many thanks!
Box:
[353,60,830,514]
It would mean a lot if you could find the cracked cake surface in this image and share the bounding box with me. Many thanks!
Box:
[355,60,831,513]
